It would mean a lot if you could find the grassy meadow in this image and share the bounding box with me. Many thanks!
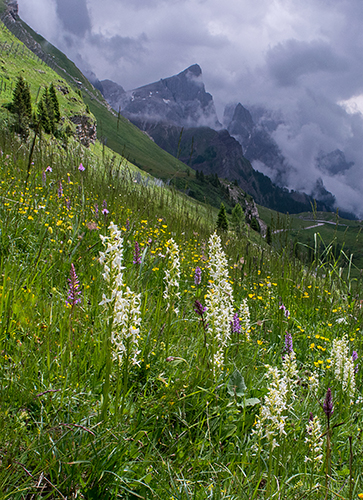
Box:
[0,128,362,500]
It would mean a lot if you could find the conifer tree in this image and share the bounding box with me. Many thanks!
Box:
[49,83,60,122]
[37,87,53,134]
[37,84,60,134]
[250,217,261,233]
[266,225,272,245]
[11,75,32,139]
[216,203,229,232]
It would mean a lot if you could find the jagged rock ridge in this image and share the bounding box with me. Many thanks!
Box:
[101,64,221,129]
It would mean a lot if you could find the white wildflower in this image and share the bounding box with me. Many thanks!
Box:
[336,317,347,324]
[99,222,142,366]
[330,335,355,398]
[163,238,181,315]
[282,351,299,399]
[205,232,234,372]
[253,347,300,450]
[304,416,323,465]
[252,366,289,449]
[308,371,320,393]
[112,286,142,366]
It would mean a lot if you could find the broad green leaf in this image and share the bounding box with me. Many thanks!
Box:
[237,397,261,408]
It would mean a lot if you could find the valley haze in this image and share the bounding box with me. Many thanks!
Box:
[16,0,363,217]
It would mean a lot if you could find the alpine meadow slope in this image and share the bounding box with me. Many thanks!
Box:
[1,2,363,499]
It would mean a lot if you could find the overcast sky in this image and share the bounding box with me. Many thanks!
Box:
[16,0,363,216]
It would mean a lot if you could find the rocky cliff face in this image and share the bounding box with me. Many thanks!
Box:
[224,103,290,185]
[101,64,221,129]
[98,79,126,108]
[224,102,344,208]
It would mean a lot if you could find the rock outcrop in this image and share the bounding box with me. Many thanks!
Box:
[70,115,97,147]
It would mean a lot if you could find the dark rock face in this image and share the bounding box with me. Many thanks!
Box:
[224,102,289,185]
[317,149,354,175]
[223,103,348,208]
[101,64,221,129]
[6,0,18,20]
[98,79,125,105]
[224,103,254,144]
[311,177,336,207]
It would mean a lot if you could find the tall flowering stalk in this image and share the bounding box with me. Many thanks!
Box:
[194,266,202,285]
[305,414,323,465]
[99,222,142,420]
[330,335,356,399]
[110,287,142,366]
[133,241,141,265]
[282,332,299,397]
[231,312,241,334]
[252,365,289,497]
[66,263,81,309]
[163,238,181,315]
[205,232,234,372]
[253,366,289,451]
[252,334,299,494]
[99,222,142,367]
[102,199,109,215]
[194,299,208,346]
[323,388,334,497]
[305,413,324,493]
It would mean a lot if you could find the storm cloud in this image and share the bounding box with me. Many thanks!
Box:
[16,0,363,216]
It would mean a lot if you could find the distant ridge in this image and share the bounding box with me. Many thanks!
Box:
[101,66,342,215]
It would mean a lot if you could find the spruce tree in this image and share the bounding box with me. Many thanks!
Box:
[216,203,229,232]
[49,83,60,122]
[11,75,32,139]
[250,217,261,233]
[266,225,272,245]
[37,86,59,134]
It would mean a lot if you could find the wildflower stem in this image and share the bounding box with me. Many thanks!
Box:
[324,423,331,500]
[349,435,353,500]
[100,315,113,422]
[266,439,274,499]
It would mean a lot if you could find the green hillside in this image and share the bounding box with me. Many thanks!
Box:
[258,205,363,279]
[5,13,189,178]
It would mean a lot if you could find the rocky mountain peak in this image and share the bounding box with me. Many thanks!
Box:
[224,103,254,144]
[100,64,221,129]
[182,63,202,77]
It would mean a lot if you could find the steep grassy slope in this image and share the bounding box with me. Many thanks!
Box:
[0,23,89,131]
[1,9,191,180]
